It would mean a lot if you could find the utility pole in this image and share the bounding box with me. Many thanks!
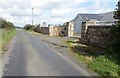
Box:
[32,8,34,30]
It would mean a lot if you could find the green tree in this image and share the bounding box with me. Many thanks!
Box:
[114,1,120,19]
[23,24,33,30]
[109,1,120,62]
[0,17,15,30]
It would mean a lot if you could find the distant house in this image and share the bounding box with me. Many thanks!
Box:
[70,11,115,37]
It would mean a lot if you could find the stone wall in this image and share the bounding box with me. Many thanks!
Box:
[49,26,68,37]
[34,26,41,33]
[34,25,68,37]
[40,27,49,35]
[34,27,49,35]
[81,25,112,48]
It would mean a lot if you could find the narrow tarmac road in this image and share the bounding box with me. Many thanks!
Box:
[2,30,92,76]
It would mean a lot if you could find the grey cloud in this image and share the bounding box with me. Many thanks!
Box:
[10,10,42,17]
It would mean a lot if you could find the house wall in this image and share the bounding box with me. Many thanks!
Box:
[81,25,112,48]
[74,15,83,35]
[68,21,74,37]
[49,26,54,36]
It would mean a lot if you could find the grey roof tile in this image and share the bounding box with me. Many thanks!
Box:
[78,14,104,21]
[99,12,115,22]
[77,11,115,22]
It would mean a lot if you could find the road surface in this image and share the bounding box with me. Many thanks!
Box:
[2,30,92,76]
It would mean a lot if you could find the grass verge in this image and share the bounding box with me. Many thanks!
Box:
[66,40,120,77]
[0,29,16,54]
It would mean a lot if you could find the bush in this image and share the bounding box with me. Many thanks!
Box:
[109,1,120,54]
[0,17,15,30]
[23,24,33,31]
[0,17,16,53]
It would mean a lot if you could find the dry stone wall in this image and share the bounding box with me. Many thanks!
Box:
[81,25,112,48]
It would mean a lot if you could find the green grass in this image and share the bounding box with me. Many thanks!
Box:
[66,40,75,43]
[66,40,93,63]
[88,55,120,76]
[0,29,16,54]
[66,40,120,77]
[65,40,76,47]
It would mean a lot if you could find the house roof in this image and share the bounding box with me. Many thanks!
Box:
[99,12,115,22]
[68,11,115,23]
[76,11,115,22]
[78,14,104,21]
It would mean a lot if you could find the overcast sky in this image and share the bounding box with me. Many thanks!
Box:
[0,0,118,27]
